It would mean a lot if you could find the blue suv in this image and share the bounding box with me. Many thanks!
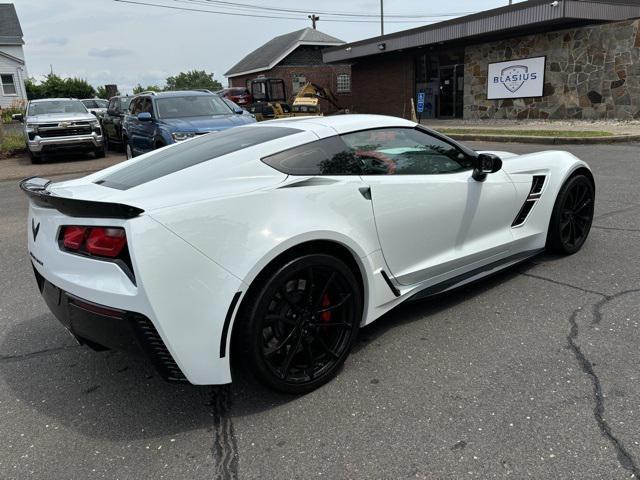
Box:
[122,90,256,158]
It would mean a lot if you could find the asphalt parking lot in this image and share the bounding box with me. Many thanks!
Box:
[1,141,639,479]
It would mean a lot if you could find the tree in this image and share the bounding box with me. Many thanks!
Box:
[133,83,163,94]
[96,85,120,99]
[165,70,222,92]
[25,74,95,99]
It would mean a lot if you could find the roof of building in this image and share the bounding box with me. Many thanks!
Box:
[323,0,640,63]
[225,27,345,78]
[0,4,24,45]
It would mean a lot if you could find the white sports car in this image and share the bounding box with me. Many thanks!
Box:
[21,115,595,393]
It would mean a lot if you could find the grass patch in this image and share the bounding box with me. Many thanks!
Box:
[437,128,615,138]
[0,133,26,158]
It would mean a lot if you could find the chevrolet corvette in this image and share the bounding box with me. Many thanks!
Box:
[21,115,595,393]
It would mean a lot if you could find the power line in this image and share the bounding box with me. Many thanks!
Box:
[183,0,474,19]
[114,0,458,23]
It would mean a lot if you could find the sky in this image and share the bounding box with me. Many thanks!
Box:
[11,0,526,94]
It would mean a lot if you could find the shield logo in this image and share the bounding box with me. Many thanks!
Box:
[501,65,528,93]
[59,121,71,128]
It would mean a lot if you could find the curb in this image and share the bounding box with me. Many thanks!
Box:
[439,133,640,145]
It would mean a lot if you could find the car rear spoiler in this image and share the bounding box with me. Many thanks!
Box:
[19,177,144,219]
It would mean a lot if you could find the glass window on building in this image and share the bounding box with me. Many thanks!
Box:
[292,74,307,94]
[337,74,351,93]
[1,74,17,95]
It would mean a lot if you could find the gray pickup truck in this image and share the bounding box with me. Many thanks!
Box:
[14,98,105,163]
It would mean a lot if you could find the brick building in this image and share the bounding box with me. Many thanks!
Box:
[323,0,640,121]
[225,28,353,112]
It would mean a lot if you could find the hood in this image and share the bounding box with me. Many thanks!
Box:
[26,112,97,124]
[162,114,255,133]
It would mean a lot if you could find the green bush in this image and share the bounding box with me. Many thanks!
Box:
[1,99,26,123]
[0,133,25,158]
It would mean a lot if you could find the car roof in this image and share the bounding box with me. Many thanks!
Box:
[257,114,417,135]
[137,90,215,99]
[30,98,79,103]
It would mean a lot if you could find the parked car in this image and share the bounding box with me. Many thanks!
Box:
[217,87,253,106]
[221,97,255,117]
[14,98,105,163]
[21,115,594,393]
[81,98,109,118]
[122,90,256,159]
[100,95,132,151]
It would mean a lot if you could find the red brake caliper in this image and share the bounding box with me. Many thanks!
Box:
[321,294,332,322]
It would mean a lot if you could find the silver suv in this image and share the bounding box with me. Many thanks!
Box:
[15,98,105,163]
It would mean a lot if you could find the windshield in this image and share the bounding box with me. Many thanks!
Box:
[28,100,88,116]
[119,97,132,110]
[156,95,230,118]
[96,99,108,108]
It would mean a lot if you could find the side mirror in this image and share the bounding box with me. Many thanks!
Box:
[473,153,503,181]
[137,112,152,122]
[12,113,23,122]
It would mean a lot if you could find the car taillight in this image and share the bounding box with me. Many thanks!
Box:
[60,226,127,258]
[62,226,88,250]
[86,227,127,258]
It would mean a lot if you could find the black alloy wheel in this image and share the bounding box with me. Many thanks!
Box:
[240,254,362,394]
[547,174,594,254]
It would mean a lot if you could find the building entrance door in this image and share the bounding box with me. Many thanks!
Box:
[438,64,464,118]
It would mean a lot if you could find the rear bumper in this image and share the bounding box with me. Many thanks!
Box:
[34,265,186,381]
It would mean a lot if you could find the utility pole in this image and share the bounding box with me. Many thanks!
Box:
[308,14,319,29]
[380,0,384,35]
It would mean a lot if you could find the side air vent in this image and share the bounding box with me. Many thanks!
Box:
[512,175,547,227]
[131,314,187,381]
[530,175,546,196]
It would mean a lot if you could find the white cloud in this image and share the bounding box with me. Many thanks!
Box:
[88,47,134,59]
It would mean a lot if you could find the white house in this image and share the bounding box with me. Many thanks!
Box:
[0,3,27,108]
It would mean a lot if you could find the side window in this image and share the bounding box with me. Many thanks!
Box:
[143,97,154,116]
[262,136,362,176]
[108,98,118,112]
[341,127,473,175]
[129,97,142,115]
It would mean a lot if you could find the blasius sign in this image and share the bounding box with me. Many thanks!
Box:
[487,56,546,100]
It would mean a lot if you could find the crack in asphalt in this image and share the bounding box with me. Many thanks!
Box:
[519,271,608,297]
[0,344,82,363]
[594,204,640,221]
[208,385,239,480]
[592,225,640,233]
[567,297,640,479]
[521,271,640,477]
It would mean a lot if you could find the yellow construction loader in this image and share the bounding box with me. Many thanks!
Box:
[247,78,346,121]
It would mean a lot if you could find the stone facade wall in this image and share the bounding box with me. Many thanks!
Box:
[464,19,640,120]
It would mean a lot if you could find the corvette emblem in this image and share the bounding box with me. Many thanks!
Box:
[32,218,40,242]
[500,65,529,93]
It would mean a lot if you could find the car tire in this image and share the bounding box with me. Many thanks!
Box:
[546,174,594,255]
[124,137,134,160]
[94,144,106,159]
[238,254,362,394]
[27,149,42,164]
